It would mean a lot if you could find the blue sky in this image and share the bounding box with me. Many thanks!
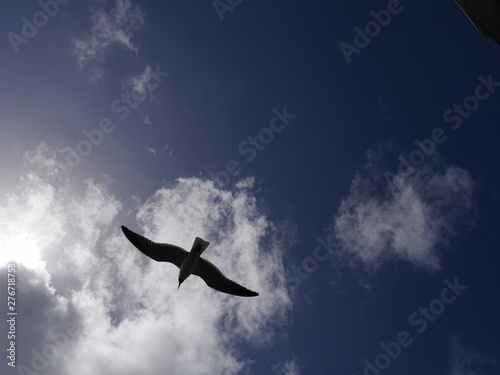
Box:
[1,1,500,374]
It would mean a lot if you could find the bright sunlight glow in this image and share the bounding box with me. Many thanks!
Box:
[0,231,45,270]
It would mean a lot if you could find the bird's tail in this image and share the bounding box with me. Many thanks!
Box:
[190,237,210,255]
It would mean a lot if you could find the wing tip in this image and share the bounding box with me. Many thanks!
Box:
[243,289,259,297]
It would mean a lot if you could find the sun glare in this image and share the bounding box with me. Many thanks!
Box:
[0,231,45,270]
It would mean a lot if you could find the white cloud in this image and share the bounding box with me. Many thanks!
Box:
[330,160,476,272]
[73,0,146,76]
[0,172,64,269]
[1,144,292,375]
[1,265,82,375]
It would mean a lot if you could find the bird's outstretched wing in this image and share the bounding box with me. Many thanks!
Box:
[121,226,187,268]
[193,258,259,297]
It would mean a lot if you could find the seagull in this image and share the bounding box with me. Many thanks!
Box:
[121,226,259,297]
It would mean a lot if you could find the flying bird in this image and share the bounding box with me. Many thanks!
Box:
[454,0,500,43]
[121,226,259,297]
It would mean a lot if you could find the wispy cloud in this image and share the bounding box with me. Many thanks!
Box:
[121,64,169,120]
[23,142,69,180]
[1,144,292,375]
[145,144,156,157]
[272,357,301,375]
[329,154,476,272]
[72,0,146,79]
[128,65,156,95]
[449,337,499,375]
[145,142,174,159]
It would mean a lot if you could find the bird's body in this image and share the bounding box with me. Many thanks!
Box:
[121,226,258,297]
[178,236,210,287]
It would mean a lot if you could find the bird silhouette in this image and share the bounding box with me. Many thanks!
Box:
[121,226,259,297]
